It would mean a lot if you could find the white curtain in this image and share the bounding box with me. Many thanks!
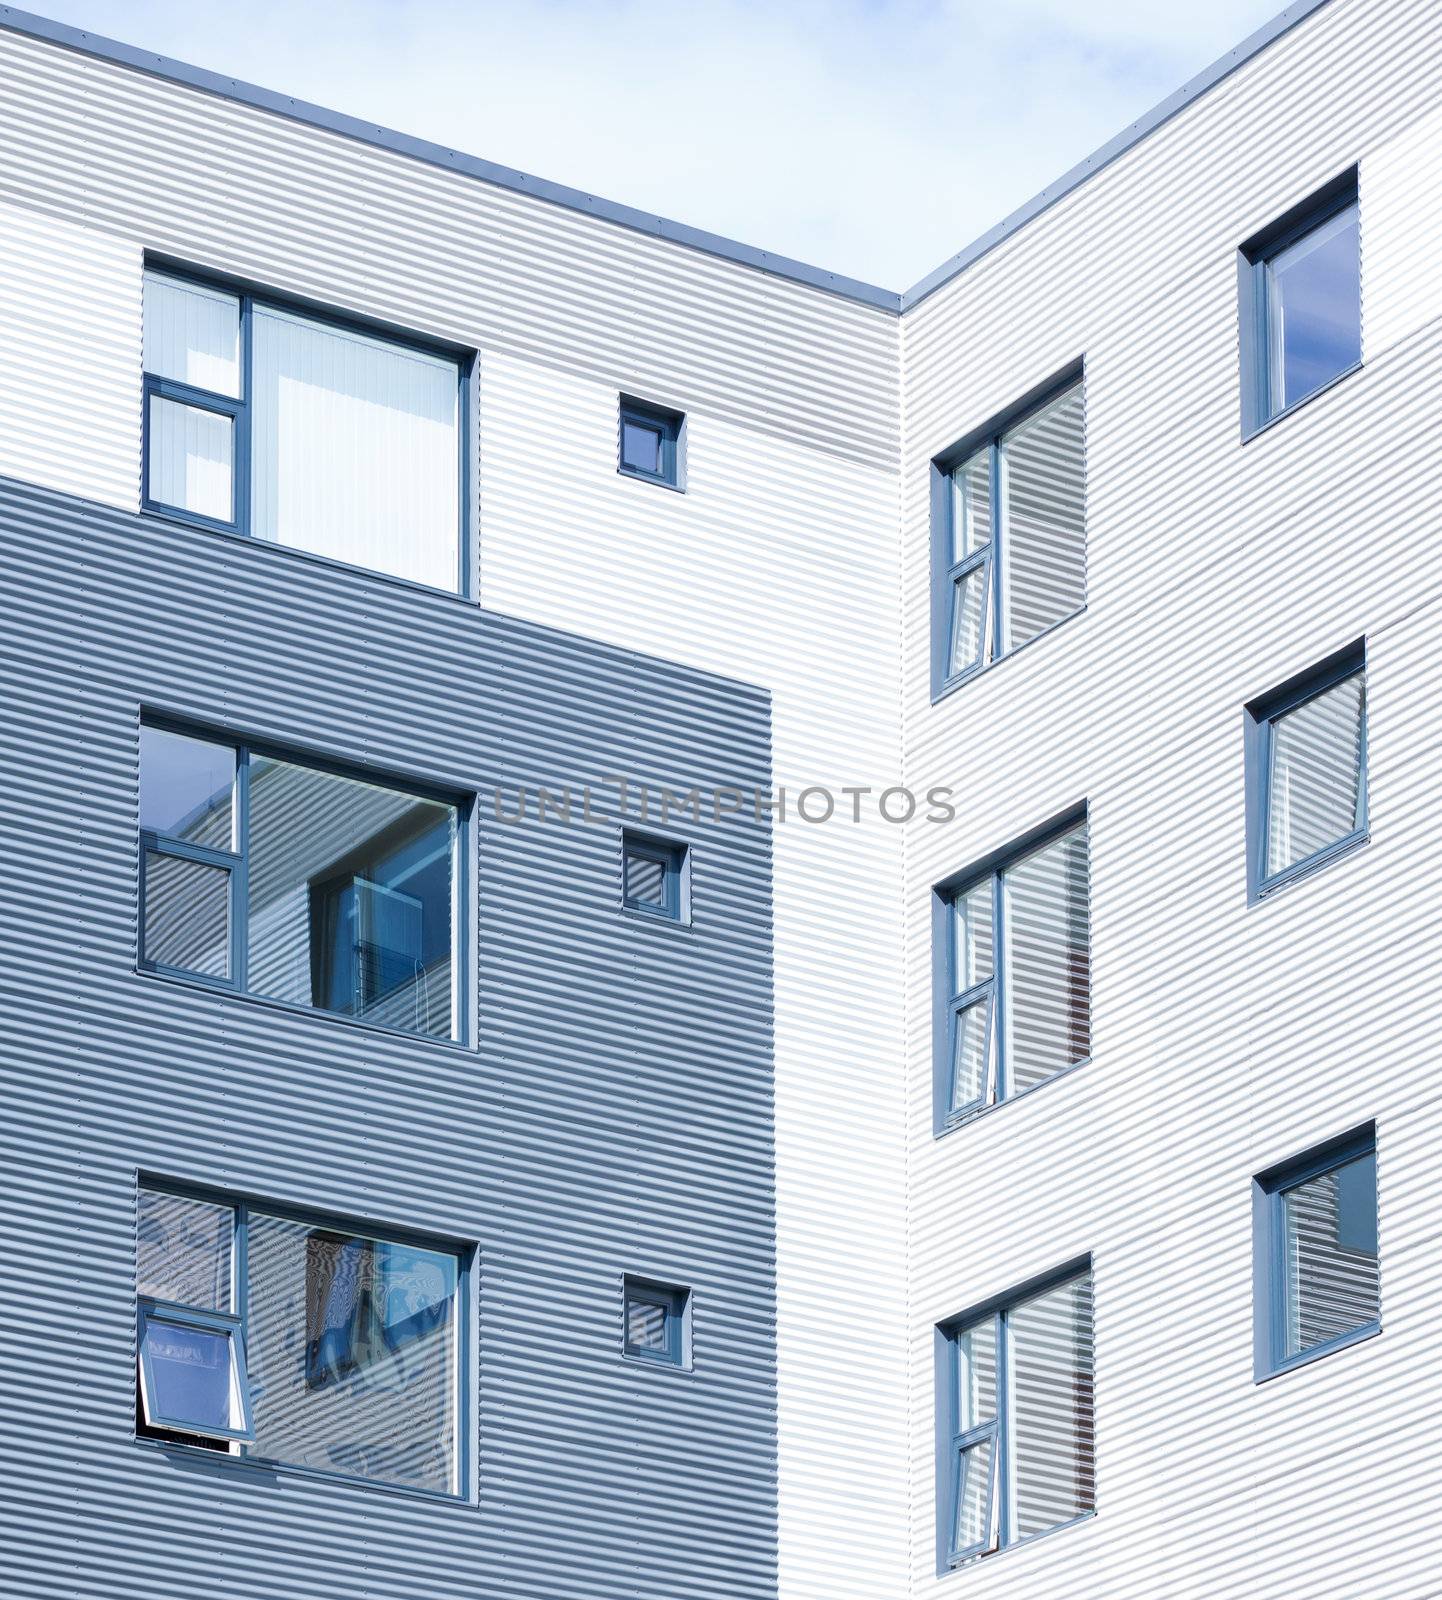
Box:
[250,305,460,591]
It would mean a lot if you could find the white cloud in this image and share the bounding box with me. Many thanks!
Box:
[33,0,1287,285]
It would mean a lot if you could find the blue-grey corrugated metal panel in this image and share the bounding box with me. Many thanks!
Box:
[0,474,777,1599]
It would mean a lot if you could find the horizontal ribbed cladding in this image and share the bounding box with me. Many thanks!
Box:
[0,474,777,1599]
[475,349,910,1600]
[898,0,1442,1594]
[0,192,140,511]
[0,27,898,474]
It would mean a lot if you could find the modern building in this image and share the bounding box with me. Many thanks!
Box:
[0,1,1436,1596]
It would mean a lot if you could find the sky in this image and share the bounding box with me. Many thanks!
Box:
[29,0,1286,288]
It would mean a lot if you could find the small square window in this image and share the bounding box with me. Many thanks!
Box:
[622,832,687,922]
[622,1277,689,1368]
[1245,642,1366,899]
[137,1300,255,1443]
[1254,1128,1379,1379]
[618,397,684,489]
[1240,171,1360,433]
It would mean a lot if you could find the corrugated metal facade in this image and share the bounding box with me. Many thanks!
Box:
[0,474,778,1598]
[3,0,1441,1595]
[901,1,1442,1596]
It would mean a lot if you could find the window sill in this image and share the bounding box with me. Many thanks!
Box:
[140,509,472,604]
[135,1435,472,1506]
[619,905,695,934]
[942,1509,1095,1578]
[1241,360,1363,442]
[932,605,1086,706]
[616,465,686,494]
[136,964,473,1055]
[935,1055,1092,1141]
[1251,831,1368,903]
[1255,1320,1380,1383]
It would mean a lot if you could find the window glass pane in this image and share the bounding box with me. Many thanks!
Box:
[951,878,993,992]
[953,1433,995,1556]
[954,1317,996,1431]
[949,992,992,1115]
[626,1296,669,1352]
[1001,382,1085,650]
[148,396,234,523]
[625,848,669,911]
[1283,1152,1378,1357]
[622,419,663,476]
[143,272,241,397]
[140,726,235,848]
[947,565,989,678]
[143,1317,243,1433]
[144,850,231,979]
[1266,671,1365,877]
[1003,821,1090,1094]
[1008,1272,1095,1541]
[949,450,991,563]
[245,1212,458,1493]
[250,306,460,591]
[246,755,457,1039]
[1268,204,1361,411]
[137,1188,234,1310]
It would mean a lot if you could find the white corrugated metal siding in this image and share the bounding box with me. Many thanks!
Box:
[900,1,1442,1595]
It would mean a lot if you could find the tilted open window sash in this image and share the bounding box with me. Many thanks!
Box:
[137,1298,255,1443]
[949,1418,1000,1562]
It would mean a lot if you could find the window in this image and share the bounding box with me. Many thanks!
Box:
[939,1264,1094,1568]
[1254,1128,1379,1379]
[1240,170,1360,433]
[932,369,1085,694]
[618,396,684,489]
[139,722,462,1040]
[1245,642,1366,898]
[136,1182,467,1494]
[935,810,1089,1132]
[622,1277,690,1368]
[142,267,465,591]
[622,831,688,922]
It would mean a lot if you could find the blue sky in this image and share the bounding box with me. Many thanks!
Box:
[31,1,1283,287]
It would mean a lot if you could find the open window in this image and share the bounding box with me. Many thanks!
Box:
[622,831,689,923]
[136,1181,466,1495]
[936,810,1090,1131]
[137,1300,254,1443]
[939,1265,1094,1570]
[139,721,462,1040]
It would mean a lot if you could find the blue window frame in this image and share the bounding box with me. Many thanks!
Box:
[618,395,684,489]
[930,365,1085,698]
[1253,1126,1379,1380]
[622,830,688,922]
[1245,641,1367,900]
[141,264,469,593]
[137,1299,255,1443]
[937,1261,1094,1572]
[1239,169,1360,436]
[136,1179,471,1496]
[933,807,1089,1134]
[622,1276,690,1368]
[138,719,467,1042]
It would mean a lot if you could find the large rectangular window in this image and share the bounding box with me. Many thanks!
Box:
[935,810,1089,1132]
[939,1264,1095,1569]
[139,722,462,1041]
[1240,170,1360,434]
[143,267,465,591]
[1254,1127,1379,1379]
[136,1182,467,1495]
[1245,642,1367,899]
[932,369,1085,695]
